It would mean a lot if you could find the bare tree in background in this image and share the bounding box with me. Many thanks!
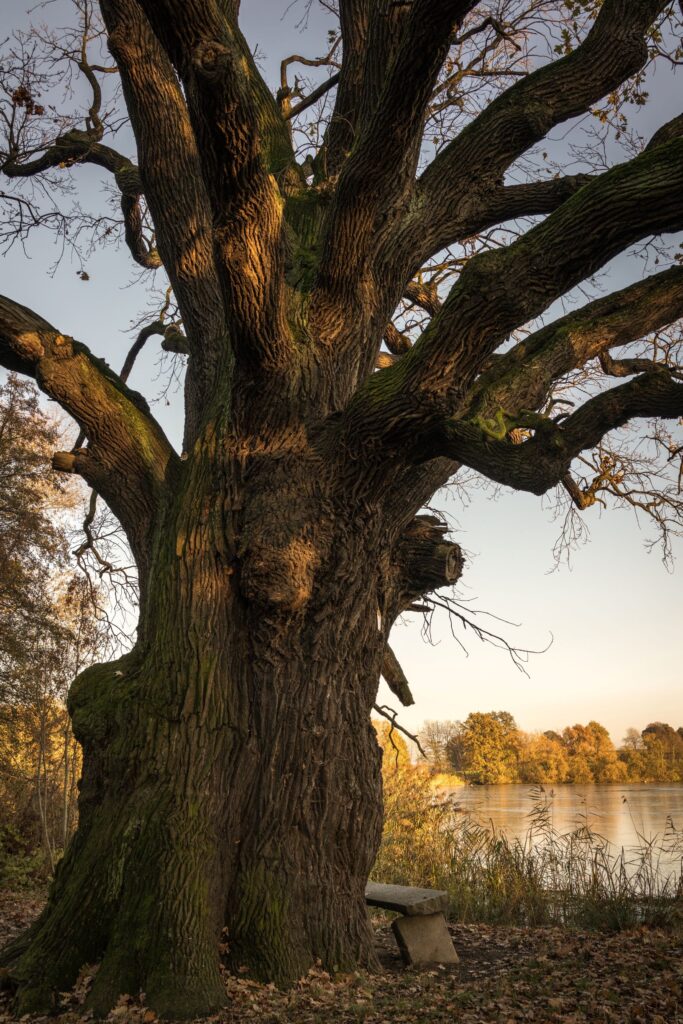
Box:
[0,0,682,1015]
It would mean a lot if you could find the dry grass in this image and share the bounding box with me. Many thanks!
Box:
[373,766,683,931]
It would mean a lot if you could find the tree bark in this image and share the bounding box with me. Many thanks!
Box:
[1,429,387,1017]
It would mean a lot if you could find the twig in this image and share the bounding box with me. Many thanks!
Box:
[286,72,340,120]
[373,703,426,758]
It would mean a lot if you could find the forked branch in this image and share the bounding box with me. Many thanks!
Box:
[311,0,477,345]
[3,133,161,269]
[467,266,683,421]
[412,0,668,263]
[390,136,683,404]
[130,0,299,374]
[436,370,683,497]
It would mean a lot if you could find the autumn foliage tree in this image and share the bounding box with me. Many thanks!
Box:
[421,714,683,783]
[449,711,524,784]
[622,722,683,780]
[0,375,69,687]
[0,376,106,876]
[0,574,107,876]
[1,0,683,1016]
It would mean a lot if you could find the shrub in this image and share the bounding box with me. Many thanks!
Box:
[0,824,47,889]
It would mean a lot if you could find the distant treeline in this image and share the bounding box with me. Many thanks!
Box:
[420,713,683,785]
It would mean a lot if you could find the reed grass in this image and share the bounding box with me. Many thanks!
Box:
[372,765,683,931]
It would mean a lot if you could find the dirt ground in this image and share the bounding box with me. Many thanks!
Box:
[1,888,682,1023]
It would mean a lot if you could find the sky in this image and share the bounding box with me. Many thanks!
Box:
[1,0,681,745]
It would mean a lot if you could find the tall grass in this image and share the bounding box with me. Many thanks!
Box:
[372,765,683,931]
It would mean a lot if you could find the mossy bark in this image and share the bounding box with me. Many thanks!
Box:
[1,432,385,1018]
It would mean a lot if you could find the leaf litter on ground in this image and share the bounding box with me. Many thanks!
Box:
[1,891,682,1023]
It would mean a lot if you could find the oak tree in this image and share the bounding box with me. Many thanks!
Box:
[1,0,683,1016]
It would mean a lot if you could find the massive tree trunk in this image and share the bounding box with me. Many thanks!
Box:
[3,430,396,1016]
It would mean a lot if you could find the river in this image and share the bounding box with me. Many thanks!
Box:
[446,783,683,879]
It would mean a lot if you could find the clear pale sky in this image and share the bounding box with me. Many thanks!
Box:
[2,0,681,745]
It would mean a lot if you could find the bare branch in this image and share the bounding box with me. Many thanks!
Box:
[119,320,166,383]
[452,15,523,52]
[373,703,426,758]
[558,435,683,565]
[279,35,340,119]
[0,294,177,576]
[286,73,341,122]
[598,350,671,378]
[437,370,683,497]
[73,490,116,575]
[411,0,668,264]
[3,132,161,269]
[562,471,593,510]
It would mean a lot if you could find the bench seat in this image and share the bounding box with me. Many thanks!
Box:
[365,881,458,966]
[364,881,449,917]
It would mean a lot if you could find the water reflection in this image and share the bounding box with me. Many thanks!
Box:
[448,783,683,877]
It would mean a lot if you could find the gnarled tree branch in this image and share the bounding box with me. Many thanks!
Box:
[434,369,683,497]
[339,137,683,525]
[410,0,667,264]
[0,294,177,579]
[310,0,477,361]
[3,131,161,269]
[468,266,683,421]
[391,136,683,408]
[100,0,226,446]
[130,0,301,378]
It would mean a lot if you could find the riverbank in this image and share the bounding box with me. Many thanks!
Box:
[1,889,682,1022]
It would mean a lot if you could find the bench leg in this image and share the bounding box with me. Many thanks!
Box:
[391,911,459,966]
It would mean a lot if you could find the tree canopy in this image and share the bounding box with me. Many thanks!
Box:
[0,1,682,554]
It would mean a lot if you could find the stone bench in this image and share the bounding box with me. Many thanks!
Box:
[365,882,459,966]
